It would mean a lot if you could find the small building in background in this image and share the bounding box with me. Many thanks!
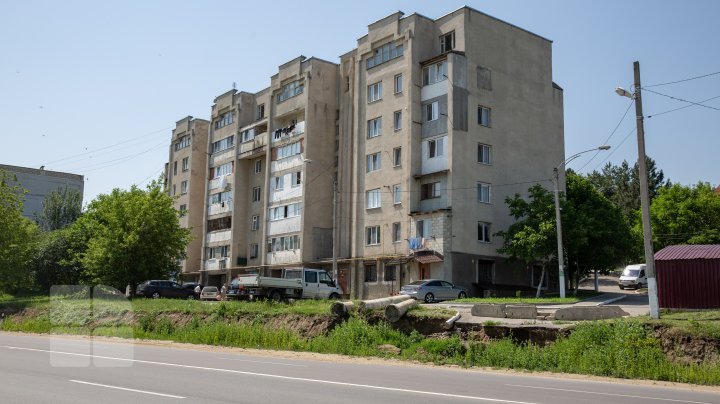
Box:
[0,164,84,220]
[655,244,720,309]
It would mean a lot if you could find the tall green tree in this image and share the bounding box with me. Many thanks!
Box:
[0,170,39,293]
[587,156,667,220]
[36,186,82,231]
[29,228,83,293]
[495,184,558,296]
[645,182,720,251]
[563,172,634,289]
[70,182,191,290]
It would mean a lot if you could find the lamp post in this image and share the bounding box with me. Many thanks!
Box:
[554,145,610,298]
[616,61,660,319]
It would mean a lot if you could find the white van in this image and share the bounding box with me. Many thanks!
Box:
[618,264,647,290]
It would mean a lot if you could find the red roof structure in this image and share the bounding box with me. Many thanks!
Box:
[654,244,720,309]
[655,244,720,260]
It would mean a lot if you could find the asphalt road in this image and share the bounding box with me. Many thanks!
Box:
[0,333,718,404]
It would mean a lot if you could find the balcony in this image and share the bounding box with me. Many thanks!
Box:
[267,250,301,266]
[210,149,234,166]
[209,174,232,191]
[204,258,228,271]
[208,201,232,216]
[421,80,449,101]
[239,131,268,159]
[271,154,303,173]
[206,229,232,244]
[271,121,305,144]
[267,215,301,236]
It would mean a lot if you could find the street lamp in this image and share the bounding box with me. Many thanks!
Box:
[554,145,611,298]
[616,61,660,319]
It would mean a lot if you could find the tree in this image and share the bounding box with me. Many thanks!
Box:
[70,182,191,290]
[563,172,634,289]
[645,182,720,251]
[495,184,557,296]
[36,186,82,231]
[29,228,83,293]
[0,170,39,293]
[587,156,667,220]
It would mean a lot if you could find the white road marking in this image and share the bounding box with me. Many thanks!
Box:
[1,345,534,403]
[218,357,307,367]
[69,380,185,399]
[505,384,713,404]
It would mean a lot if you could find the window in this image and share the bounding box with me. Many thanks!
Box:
[366,152,381,172]
[392,147,401,167]
[367,82,382,103]
[394,74,402,93]
[424,102,439,122]
[206,245,229,259]
[172,184,176,195]
[477,183,491,203]
[384,265,397,281]
[422,60,448,85]
[364,265,378,282]
[211,135,235,153]
[254,159,262,174]
[269,203,301,221]
[212,162,233,178]
[277,80,304,102]
[252,187,261,202]
[366,226,381,245]
[209,191,231,205]
[477,260,494,283]
[214,112,234,130]
[428,138,444,158]
[257,104,265,119]
[251,215,259,231]
[241,128,255,143]
[173,161,177,176]
[440,31,455,53]
[478,144,492,165]
[250,243,259,259]
[276,142,301,159]
[291,171,302,187]
[478,106,491,127]
[366,189,381,209]
[393,111,402,131]
[273,175,284,191]
[174,135,190,151]
[180,180,188,194]
[305,271,318,284]
[416,219,431,238]
[267,235,300,252]
[392,222,401,243]
[179,204,187,213]
[477,66,492,90]
[478,221,491,243]
[182,157,189,171]
[393,184,401,204]
[367,117,382,138]
[207,216,231,232]
[421,182,440,200]
[366,42,404,69]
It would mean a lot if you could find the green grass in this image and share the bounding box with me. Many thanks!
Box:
[643,310,720,339]
[451,290,602,304]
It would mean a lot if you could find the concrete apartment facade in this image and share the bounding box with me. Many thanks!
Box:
[169,7,564,298]
[0,164,84,221]
[165,117,209,277]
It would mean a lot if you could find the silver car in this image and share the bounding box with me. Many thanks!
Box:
[399,279,467,303]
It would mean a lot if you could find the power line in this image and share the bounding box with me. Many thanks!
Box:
[644,70,720,88]
[577,99,634,173]
[591,127,636,172]
[647,94,720,118]
[642,88,720,111]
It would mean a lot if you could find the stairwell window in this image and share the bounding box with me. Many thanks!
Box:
[393,184,402,204]
[254,159,262,173]
[366,188,381,209]
[393,147,401,167]
[180,181,188,195]
[478,221,491,243]
[250,243,259,259]
[478,106,491,127]
[367,81,383,103]
[477,182,491,204]
[182,157,189,171]
[367,117,382,138]
[392,223,401,243]
[252,187,261,202]
[393,111,402,131]
[478,144,492,165]
[251,215,259,231]
[366,152,381,173]
[394,74,403,93]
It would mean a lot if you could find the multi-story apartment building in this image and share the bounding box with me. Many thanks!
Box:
[339,8,564,298]
[165,116,209,278]
[169,7,564,298]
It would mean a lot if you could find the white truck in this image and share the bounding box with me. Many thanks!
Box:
[227,268,343,301]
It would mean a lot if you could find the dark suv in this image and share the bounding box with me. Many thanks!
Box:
[136,280,196,299]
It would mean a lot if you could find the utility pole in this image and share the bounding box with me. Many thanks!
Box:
[632,61,660,319]
[553,167,566,298]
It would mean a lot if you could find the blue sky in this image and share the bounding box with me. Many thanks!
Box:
[1,0,718,204]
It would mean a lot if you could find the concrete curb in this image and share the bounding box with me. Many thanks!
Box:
[596,295,626,306]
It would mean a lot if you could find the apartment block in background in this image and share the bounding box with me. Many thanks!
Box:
[339,7,564,298]
[165,116,209,279]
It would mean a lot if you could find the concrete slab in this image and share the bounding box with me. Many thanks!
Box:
[505,305,537,319]
[553,305,629,321]
[470,304,506,318]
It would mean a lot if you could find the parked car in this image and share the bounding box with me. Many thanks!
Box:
[136,280,197,299]
[618,264,647,290]
[399,279,467,303]
[200,286,221,301]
